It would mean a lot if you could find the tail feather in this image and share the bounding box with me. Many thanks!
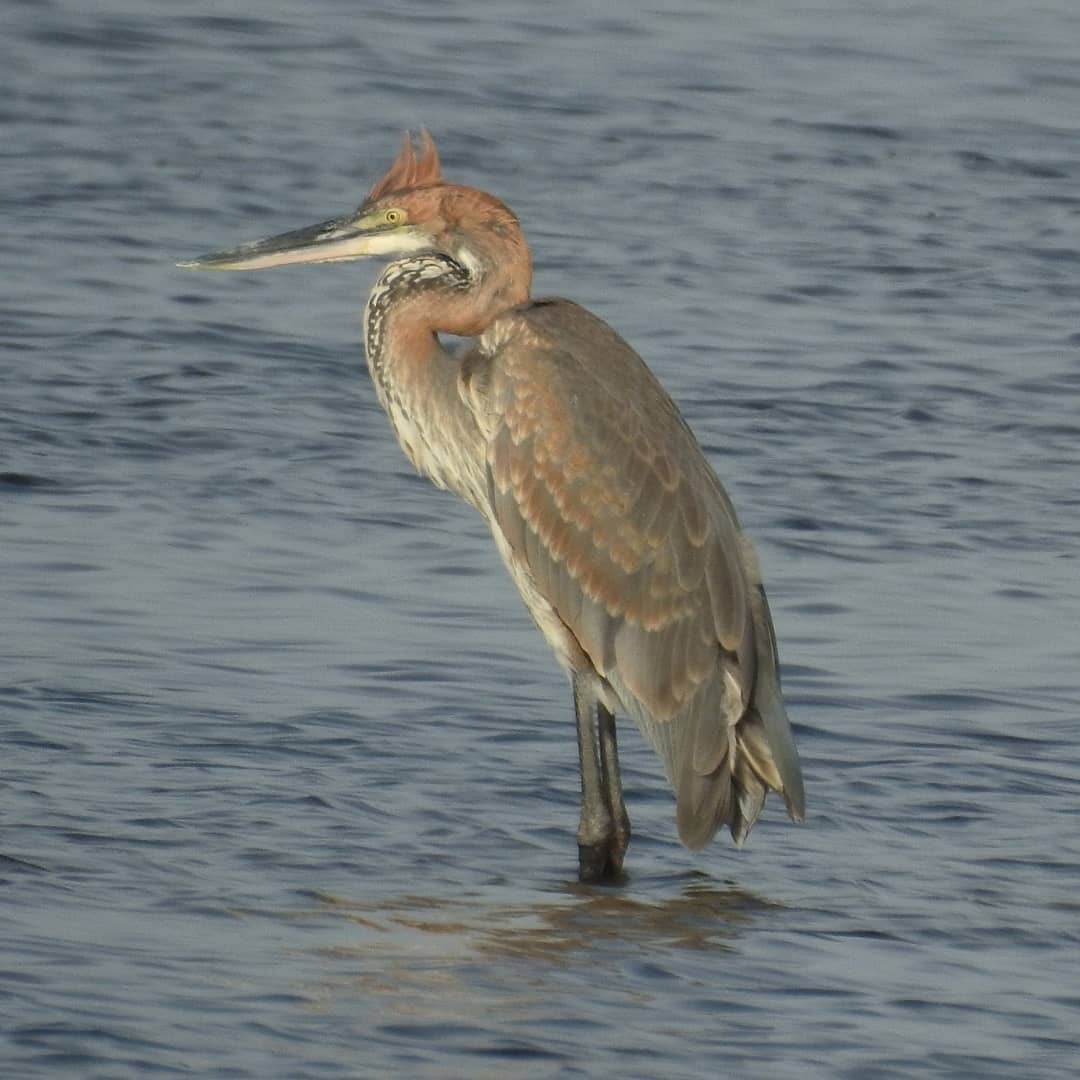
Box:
[676,759,733,851]
[674,704,804,850]
[734,714,784,793]
[753,676,805,822]
[730,769,766,847]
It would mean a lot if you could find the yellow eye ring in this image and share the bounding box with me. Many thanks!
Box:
[384,208,404,225]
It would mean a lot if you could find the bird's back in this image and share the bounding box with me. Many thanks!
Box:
[460,298,804,848]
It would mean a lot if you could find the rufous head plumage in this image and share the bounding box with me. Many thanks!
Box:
[366,130,444,200]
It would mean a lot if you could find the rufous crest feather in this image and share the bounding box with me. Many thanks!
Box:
[367,130,444,200]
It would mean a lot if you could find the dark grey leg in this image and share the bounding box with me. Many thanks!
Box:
[572,676,627,883]
[597,703,630,875]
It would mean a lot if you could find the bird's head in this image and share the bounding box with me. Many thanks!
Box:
[180,131,532,313]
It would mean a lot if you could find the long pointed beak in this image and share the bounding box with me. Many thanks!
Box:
[178,214,411,271]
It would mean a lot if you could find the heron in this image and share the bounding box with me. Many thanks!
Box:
[180,131,804,883]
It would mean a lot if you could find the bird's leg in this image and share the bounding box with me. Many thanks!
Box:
[597,703,631,876]
[573,675,618,883]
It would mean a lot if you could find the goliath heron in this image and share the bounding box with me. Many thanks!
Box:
[180,131,804,882]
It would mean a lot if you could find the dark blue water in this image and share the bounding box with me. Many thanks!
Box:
[3,1,1079,1076]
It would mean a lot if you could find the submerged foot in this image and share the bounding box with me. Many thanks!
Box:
[577,840,626,885]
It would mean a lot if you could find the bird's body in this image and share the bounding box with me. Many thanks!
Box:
[182,132,804,881]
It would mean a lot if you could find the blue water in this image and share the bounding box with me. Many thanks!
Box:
[3,1,1079,1076]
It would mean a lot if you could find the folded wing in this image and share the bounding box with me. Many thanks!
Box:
[462,299,804,848]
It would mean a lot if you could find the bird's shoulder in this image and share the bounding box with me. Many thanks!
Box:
[464,298,705,467]
[472,297,679,415]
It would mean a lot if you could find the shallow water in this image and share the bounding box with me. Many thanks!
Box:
[3,1,1079,1076]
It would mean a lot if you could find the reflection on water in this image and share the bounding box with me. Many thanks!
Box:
[312,875,779,968]
[299,875,785,1049]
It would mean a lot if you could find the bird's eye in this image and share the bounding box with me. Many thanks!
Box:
[384,209,405,225]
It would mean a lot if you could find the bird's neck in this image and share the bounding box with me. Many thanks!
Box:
[363,255,471,409]
[362,255,490,505]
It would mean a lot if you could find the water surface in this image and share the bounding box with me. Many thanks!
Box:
[3,1,1079,1076]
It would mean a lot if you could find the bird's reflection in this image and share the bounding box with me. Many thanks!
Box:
[312,874,784,966]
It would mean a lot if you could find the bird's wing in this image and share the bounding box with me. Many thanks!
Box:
[463,299,803,847]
